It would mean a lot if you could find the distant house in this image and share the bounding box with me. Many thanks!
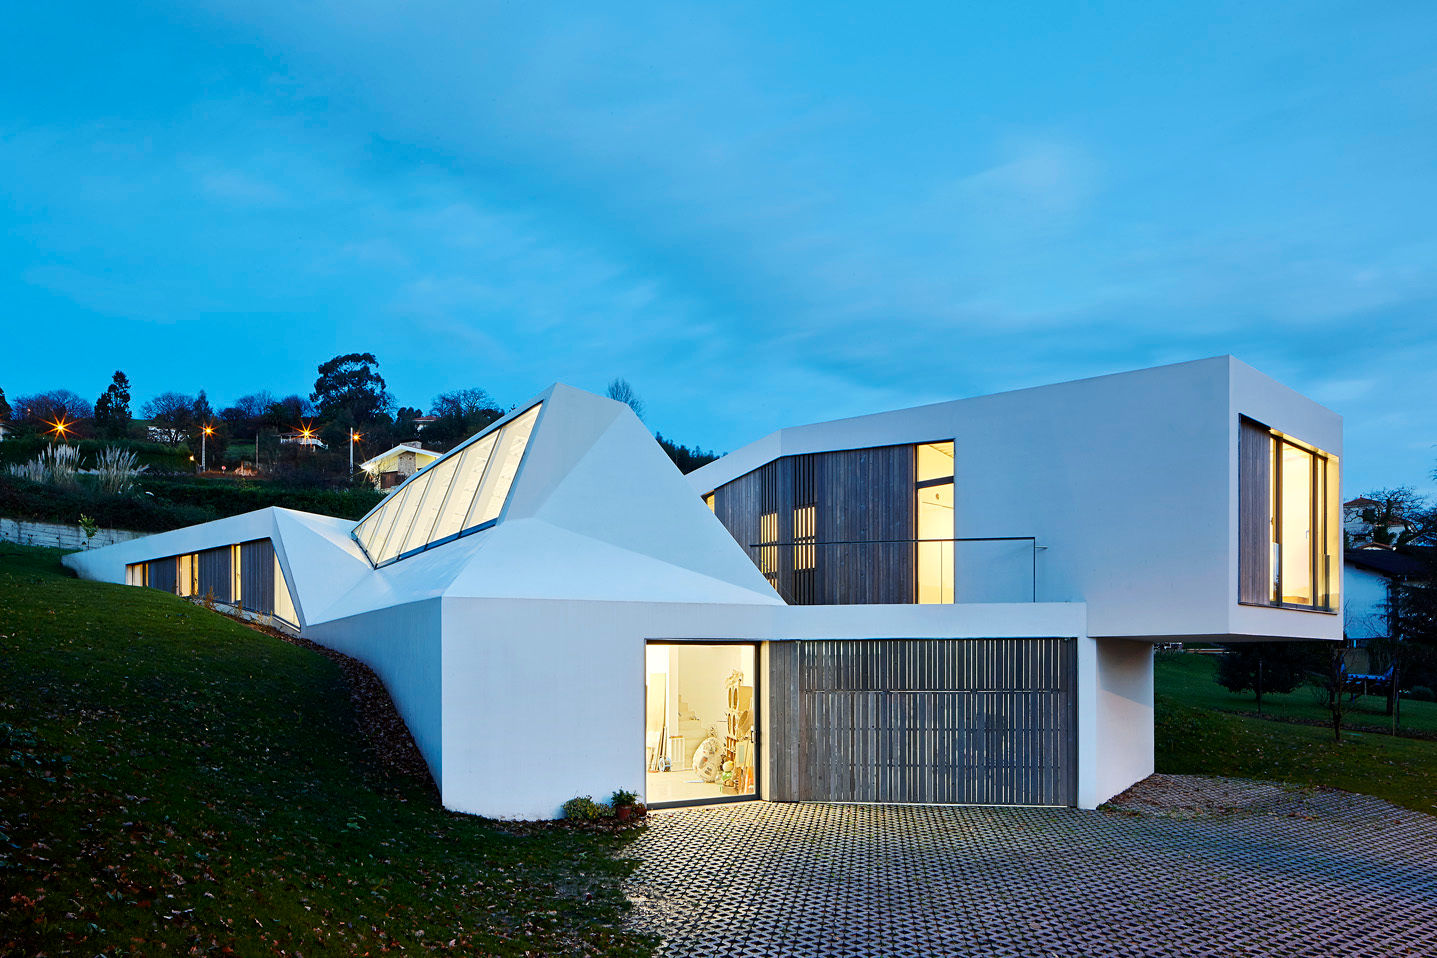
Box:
[412,415,440,432]
[144,421,187,445]
[0,421,10,442]
[1344,496,1410,546]
[277,430,326,449]
[359,442,441,490]
[1344,548,1427,641]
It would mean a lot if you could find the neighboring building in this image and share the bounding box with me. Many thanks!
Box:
[277,430,326,449]
[412,415,440,432]
[64,357,1342,820]
[143,421,186,445]
[1344,548,1427,642]
[0,421,10,441]
[1343,496,1410,546]
[359,442,441,490]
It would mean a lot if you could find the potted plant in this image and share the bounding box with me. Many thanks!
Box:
[610,789,645,822]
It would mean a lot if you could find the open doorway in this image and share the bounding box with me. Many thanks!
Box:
[645,642,758,806]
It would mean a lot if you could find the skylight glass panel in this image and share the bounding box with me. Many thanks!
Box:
[429,433,497,542]
[466,404,541,528]
[350,402,543,567]
[396,453,462,557]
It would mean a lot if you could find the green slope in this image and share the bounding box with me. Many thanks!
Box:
[0,543,653,957]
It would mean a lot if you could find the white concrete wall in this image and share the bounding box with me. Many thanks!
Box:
[1,518,144,550]
[305,599,446,784]
[1078,637,1154,809]
[689,356,1344,645]
[431,596,1086,819]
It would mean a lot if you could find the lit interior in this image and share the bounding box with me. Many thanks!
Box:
[352,403,542,566]
[916,441,955,604]
[646,643,757,805]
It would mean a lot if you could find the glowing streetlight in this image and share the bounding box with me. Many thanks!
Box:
[201,423,214,472]
[46,417,72,441]
[349,430,362,473]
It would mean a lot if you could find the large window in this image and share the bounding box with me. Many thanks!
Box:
[1240,418,1338,610]
[352,403,542,567]
[916,441,954,604]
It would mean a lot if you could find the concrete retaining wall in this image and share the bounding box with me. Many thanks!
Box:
[0,518,146,551]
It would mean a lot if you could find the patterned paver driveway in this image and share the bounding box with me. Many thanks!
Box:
[623,776,1437,957]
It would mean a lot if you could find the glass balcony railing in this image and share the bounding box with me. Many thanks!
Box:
[744,537,1040,605]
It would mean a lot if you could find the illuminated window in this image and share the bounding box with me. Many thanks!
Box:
[758,511,779,580]
[793,504,816,571]
[916,441,954,604]
[177,553,196,597]
[1240,418,1338,611]
[273,553,299,627]
[352,404,543,566]
[231,544,242,605]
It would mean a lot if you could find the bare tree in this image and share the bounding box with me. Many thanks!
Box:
[606,378,645,420]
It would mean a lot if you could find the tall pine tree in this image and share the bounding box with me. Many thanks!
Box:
[93,371,133,439]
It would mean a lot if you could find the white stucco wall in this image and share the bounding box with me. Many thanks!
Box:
[1078,637,1155,808]
[433,596,1087,819]
[690,356,1345,645]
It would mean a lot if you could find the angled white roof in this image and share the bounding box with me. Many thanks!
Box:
[64,383,784,626]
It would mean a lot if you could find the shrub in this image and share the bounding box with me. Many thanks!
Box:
[610,789,638,809]
[1409,686,1435,702]
[561,795,610,821]
[93,446,147,495]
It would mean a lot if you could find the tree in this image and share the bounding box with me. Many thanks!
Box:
[311,353,393,423]
[15,389,93,425]
[606,378,645,419]
[143,392,197,446]
[431,388,499,419]
[1215,642,1313,714]
[655,433,719,473]
[1356,487,1430,545]
[220,391,278,441]
[261,395,315,432]
[423,390,504,451]
[93,371,133,439]
[0,386,10,423]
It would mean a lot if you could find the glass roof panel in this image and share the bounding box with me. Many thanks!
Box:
[349,402,543,567]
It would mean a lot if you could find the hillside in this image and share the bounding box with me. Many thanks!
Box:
[0,543,652,956]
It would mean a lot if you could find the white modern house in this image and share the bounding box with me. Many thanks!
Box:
[63,356,1342,819]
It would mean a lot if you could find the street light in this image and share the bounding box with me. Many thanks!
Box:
[45,417,72,441]
[350,430,362,473]
[201,424,214,472]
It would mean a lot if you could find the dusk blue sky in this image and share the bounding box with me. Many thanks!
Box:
[2,2,1434,493]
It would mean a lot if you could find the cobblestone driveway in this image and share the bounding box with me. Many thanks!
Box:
[624,776,1437,957]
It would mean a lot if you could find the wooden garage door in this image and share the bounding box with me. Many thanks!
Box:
[769,638,1076,806]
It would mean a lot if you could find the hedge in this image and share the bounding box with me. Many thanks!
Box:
[0,475,383,534]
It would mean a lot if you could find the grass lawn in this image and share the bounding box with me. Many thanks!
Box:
[0,543,654,957]
[1155,651,1437,816]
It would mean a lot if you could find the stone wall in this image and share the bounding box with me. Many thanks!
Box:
[0,518,146,551]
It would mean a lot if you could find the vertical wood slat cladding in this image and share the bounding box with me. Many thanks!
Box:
[240,539,275,614]
[711,443,917,604]
[769,638,1076,806]
[196,547,232,604]
[1239,417,1273,605]
[147,557,176,593]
